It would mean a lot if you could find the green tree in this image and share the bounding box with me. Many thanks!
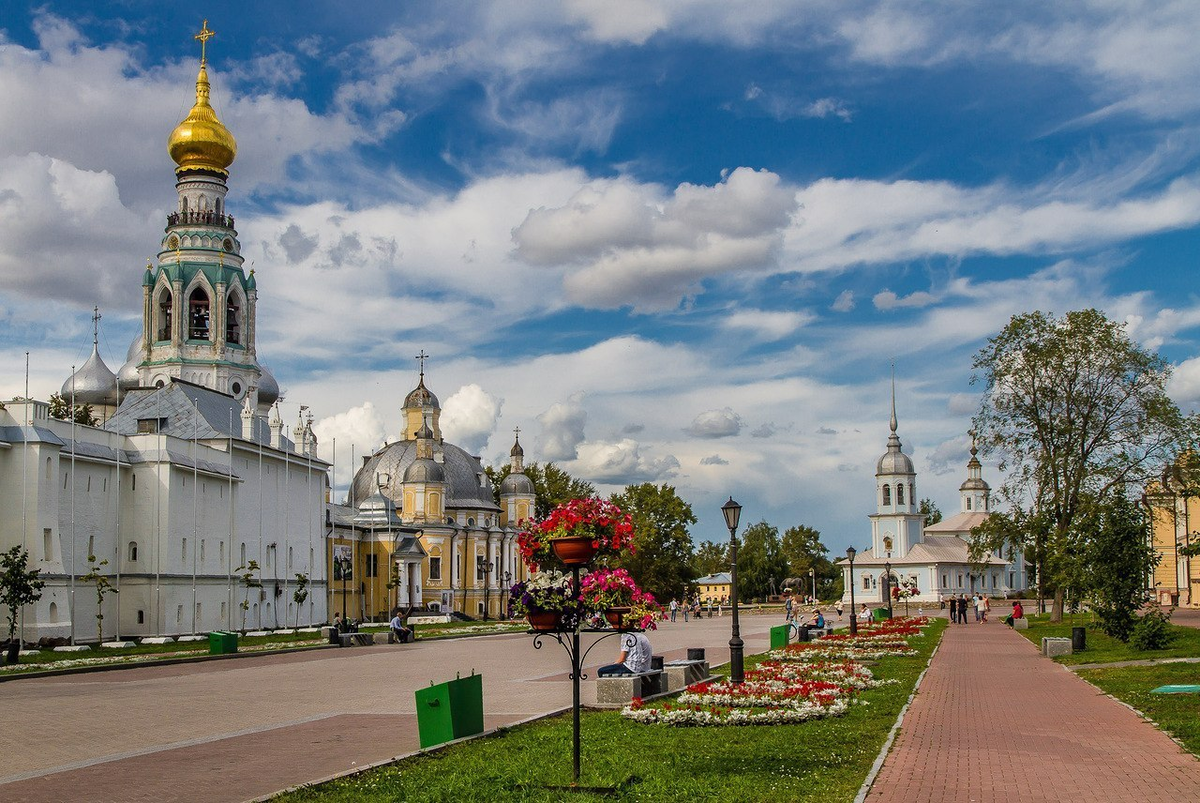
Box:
[236,560,261,631]
[2,546,45,663]
[80,552,118,644]
[48,392,98,426]
[918,498,943,526]
[610,483,698,602]
[972,309,1190,622]
[780,525,824,577]
[486,462,596,519]
[1080,494,1159,641]
[292,572,309,628]
[692,540,729,577]
[737,521,790,601]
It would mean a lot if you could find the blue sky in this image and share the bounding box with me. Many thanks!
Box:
[3,1,1200,552]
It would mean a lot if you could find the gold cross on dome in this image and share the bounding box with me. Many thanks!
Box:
[195,20,215,64]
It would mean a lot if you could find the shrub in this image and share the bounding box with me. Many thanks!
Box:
[1130,606,1175,651]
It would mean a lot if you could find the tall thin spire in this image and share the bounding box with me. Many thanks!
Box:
[889,361,898,434]
[91,306,101,349]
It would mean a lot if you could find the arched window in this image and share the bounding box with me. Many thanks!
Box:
[226,291,241,344]
[896,483,905,505]
[188,288,211,340]
[215,197,222,215]
[49,602,58,621]
[157,288,173,341]
[882,485,891,505]
[181,196,188,213]
[129,541,138,561]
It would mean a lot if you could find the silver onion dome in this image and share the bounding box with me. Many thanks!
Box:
[61,345,119,407]
[500,471,534,496]
[404,457,446,483]
[256,362,280,408]
[117,334,143,392]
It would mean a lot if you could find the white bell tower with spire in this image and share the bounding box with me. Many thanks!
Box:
[869,370,924,559]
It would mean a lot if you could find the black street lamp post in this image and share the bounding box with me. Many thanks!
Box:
[846,546,857,636]
[722,497,744,684]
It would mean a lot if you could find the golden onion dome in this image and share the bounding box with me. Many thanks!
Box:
[168,63,237,175]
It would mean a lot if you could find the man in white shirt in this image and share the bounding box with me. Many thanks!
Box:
[597,631,652,676]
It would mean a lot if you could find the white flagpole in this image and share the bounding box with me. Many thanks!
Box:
[20,352,29,643]
[69,366,77,645]
[228,406,235,631]
[192,404,198,635]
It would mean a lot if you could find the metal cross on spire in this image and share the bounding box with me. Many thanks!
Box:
[415,350,429,378]
[194,20,215,65]
[513,425,521,438]
[92,305,101,348]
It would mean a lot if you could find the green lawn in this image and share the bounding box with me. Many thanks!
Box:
[276,619,947,803]
[1013,614,1200,665]
[1076,662,1200,757]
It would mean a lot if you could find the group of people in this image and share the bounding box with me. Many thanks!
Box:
[667,597,726,622]
[947,593,990,623]
[784,593,841,633]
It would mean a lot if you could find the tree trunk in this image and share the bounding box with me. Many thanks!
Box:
[1050,587,1065,623]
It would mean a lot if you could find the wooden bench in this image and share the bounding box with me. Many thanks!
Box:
[595,670,664,705]
[337,632,375,647]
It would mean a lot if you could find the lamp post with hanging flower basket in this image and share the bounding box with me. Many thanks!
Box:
[508,497,658,790]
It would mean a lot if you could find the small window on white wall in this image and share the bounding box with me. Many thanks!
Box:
[966,497,972,511]
[897,484,905,504]
[882,485,891,505]
[862,575,870,590]
[44,529,53,560]
[129,541,139,561]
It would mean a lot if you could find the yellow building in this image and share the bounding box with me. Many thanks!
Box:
[326,366,535,620]
[1147,479,1200,608]
[696,572,732,603]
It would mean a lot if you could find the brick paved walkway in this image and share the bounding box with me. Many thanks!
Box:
[866,620,1200,802]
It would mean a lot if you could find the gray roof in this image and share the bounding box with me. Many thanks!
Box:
[352,438,499,512]
[105,380,291,449]
[500,471,534,495]
[696,572,732,584]
[0,425,66,447]
[837,536,1007,567]
[924,511,991,535]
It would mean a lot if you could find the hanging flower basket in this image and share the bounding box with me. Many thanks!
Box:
[604,606,632,628]
[527,610,563,631]
[550,535,599,567]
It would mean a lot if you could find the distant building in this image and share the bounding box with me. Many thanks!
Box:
[696,572,732,602]
[1146,467,1200,608]
[838,387,1029,606]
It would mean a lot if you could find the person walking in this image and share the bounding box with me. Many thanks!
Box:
[682,601,689,623]
[835,600,844,619]
[669,598,678,623]
[973,593,982,623]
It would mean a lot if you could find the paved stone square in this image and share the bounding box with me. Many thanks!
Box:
[0,613,776,802]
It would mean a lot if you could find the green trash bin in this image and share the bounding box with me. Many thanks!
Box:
[769,624,790,649]
[208,631,238,655]
[415,672,484,748]
[873,607,889,622]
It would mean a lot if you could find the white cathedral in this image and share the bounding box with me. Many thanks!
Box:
[0,35,331,643]
[839,390,1030,608]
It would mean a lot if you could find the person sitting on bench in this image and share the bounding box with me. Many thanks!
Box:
[390,609,413,643]
[597,631,652,676]
[810,609,826,629]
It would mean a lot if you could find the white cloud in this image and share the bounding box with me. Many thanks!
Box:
[571,438,680,483]
[1169,356,1200,413]
[563,0,670,44]
[831,290,855,312]
[687,407,743,438]
[946,393,978,416]
[926,433,970,476]
[538,394,588,461]
[312,402,389,489]
[722,309,814,340]
[441,384,503,454]
[873,288,939,310]
[514,167,798,310]
[700,454,729,465]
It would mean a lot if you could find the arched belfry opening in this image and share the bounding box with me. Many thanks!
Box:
[226,289,241,345]
[188,287,211,340]
[156,288,173,341]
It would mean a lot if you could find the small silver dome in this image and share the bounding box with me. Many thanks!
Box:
[404,457,446,483]
[876,433,915,475]
[500,471,534,496]
[256,362,280,408]
[61,345,118,407]
[404,377,439,410]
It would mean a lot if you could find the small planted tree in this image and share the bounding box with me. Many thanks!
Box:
[236,560,261,631]
[292,572,309,628]
[81,552,118,644]
[1,545,46,664]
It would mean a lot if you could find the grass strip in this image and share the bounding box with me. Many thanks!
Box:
[1012,613,1200,665]
[276,619,946,803]
[1076,662,1200,758]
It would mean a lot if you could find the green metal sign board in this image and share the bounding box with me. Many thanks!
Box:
[769,624,790,649]
[415,671,484,749]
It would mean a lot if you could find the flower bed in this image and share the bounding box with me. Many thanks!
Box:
[622,694,854,726]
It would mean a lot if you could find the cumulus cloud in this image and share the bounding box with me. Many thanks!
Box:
[441,384,502,454]
[700,454,729,465]
[946,393,978,416]
[513,167,798,310]
[538,394,588,460]
[687,407,743,438]
[925,434,970,476]
[816,426,837,435]
[1168,356,1200,412]
[313,402,389,491]
[751,422,777,438]
[572,438,680,483]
